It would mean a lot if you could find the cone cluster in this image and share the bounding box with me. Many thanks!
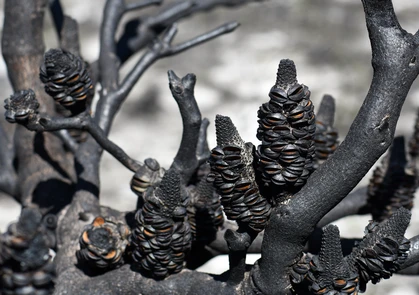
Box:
[76,216,130,271]
[131,170,192,279]
[4,90,39,124]
[0,209,56,295]
[40,49,93,114]
[208,115,271,232]
[256,59,315,201]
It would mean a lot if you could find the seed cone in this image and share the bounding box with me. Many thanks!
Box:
[368,137,417,222]
[76,216,130,271]
[130,158,165,209]
[256,59,316,202]
[4,90,39,124]
[346,208,411,292]
[208,115,271,232]
[40,48,93,115]
[314,95,339,169]
[0,208,56,295]
[295,225,359,295]
[187,172,224,243]
[131,170,192,279]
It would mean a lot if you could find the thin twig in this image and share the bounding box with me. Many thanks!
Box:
[22,112,141,172]
[96,21,239,134]
[116,0,261,64]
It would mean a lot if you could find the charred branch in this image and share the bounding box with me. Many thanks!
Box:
[254,0,419,293]
[96,20,239,135]
[116,0,264,64]
[4,94,141,172]
[168,70,202,184]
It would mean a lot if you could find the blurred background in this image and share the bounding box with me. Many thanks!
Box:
[1,0,419,294]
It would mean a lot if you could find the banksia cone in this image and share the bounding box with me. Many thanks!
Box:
[40,48,93,115]
[131,170,192,279]
[76,216,130,271]
[314,95,339,169]
[294,225,359,295]
[187,175,224,243]
[4,90,39,124]
[367,137,417,222]
[346,208,411,292]
[208,115,271,232]
[1,262,55,295]
[131,158,165,208]
[0,208,56,295]
[256,59,315,202]
[289,253,312,285]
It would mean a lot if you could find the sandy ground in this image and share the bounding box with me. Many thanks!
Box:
[1,1,419,294]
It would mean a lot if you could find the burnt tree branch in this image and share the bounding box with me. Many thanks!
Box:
[116,0,263,64]
[168,70,202,184]
[12,109,141,173]
[253,0,419,293]
[96,20,239,135]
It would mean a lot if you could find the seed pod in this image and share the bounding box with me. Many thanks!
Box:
[314,95,339,169]
[76,216,130,271]
[367,137,417,222]
[131,170,192,279]
[256,59,316,202]
[0,260,55,295]
[208,115,271,232]
[4,90,39,124]
[1,208,54,271]
[345,207,411,292]
[0,209,56,295]
[131,158,166,209]
[292,225,359,295]
[40,48,93,115]
[187,169,224,243]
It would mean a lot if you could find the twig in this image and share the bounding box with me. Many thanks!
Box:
[54,130,79,153]
[96,20,239,134]
[24,112,141,172]
[116,0,262,64]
